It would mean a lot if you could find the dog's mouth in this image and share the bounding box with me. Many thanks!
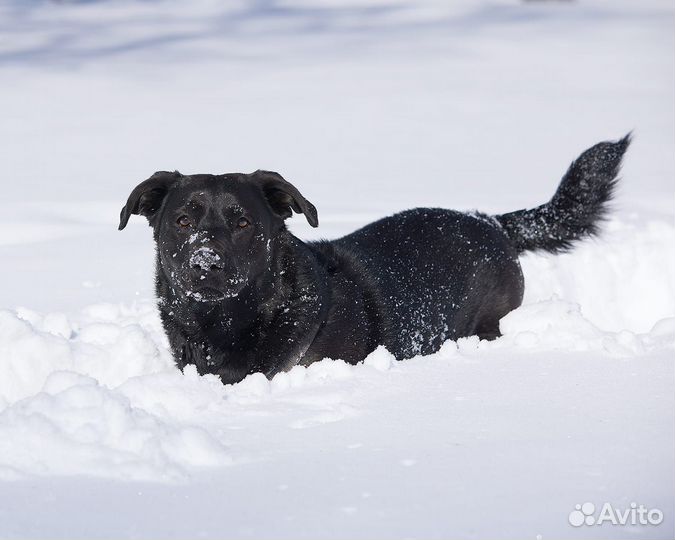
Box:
[161,251,248,303]
[185,286,229,302]
[182,276,247,302]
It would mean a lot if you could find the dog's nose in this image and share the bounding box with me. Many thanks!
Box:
[189,247,225,273]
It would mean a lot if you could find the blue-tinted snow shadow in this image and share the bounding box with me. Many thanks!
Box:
[0,0,662,67]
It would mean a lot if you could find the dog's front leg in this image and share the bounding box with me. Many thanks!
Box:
[216,362,252,385]
[175,297,324,385]
[249,300,324,380]
[181,340,250,384]
[181,339,211,374]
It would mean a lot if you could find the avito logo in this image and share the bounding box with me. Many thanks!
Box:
[569,502,663,527]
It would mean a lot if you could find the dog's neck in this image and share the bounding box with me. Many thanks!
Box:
[155,230,325,351]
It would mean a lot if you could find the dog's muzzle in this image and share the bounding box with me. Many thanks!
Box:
[183,247,245,301]
[189,247,224,273]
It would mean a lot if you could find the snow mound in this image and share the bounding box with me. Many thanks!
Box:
[520,217,675,333]
[497,299,675,355]
[0,292,672,482]
[0,371,231,481]
[0,301,173,404]
[0,303,233,481]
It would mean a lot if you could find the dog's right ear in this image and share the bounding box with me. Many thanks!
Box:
[118,171,180,230]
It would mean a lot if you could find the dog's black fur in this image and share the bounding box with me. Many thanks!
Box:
[119,135,630,384]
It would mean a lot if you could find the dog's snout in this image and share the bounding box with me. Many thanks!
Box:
[189,247,225,273]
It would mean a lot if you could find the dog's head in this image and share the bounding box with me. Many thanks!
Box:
[119,170,317,302]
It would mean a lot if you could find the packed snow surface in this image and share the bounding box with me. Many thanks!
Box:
[0,0,673,539]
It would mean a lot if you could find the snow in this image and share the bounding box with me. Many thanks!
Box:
[1,0,674,538]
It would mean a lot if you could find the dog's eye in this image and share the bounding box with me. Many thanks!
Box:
[237,217,250,229]
[177,216,191,227]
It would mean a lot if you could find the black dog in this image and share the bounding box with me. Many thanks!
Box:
[119,135,630,384]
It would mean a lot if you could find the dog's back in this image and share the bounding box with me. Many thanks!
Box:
[326,208,522,358]
[309,134,631,361]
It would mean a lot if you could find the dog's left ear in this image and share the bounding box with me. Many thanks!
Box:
[118,171,181,230]
[251,170,318,227]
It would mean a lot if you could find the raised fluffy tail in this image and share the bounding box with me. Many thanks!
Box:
[495,134,631,254]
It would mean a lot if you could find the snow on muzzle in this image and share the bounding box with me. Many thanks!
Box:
[186,247,245,300]
[189,246,224,273]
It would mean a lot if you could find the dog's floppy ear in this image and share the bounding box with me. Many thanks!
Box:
[118,171,181,230]
[251,170,318,228]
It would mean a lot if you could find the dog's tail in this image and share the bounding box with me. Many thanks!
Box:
[495,134,631,254]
